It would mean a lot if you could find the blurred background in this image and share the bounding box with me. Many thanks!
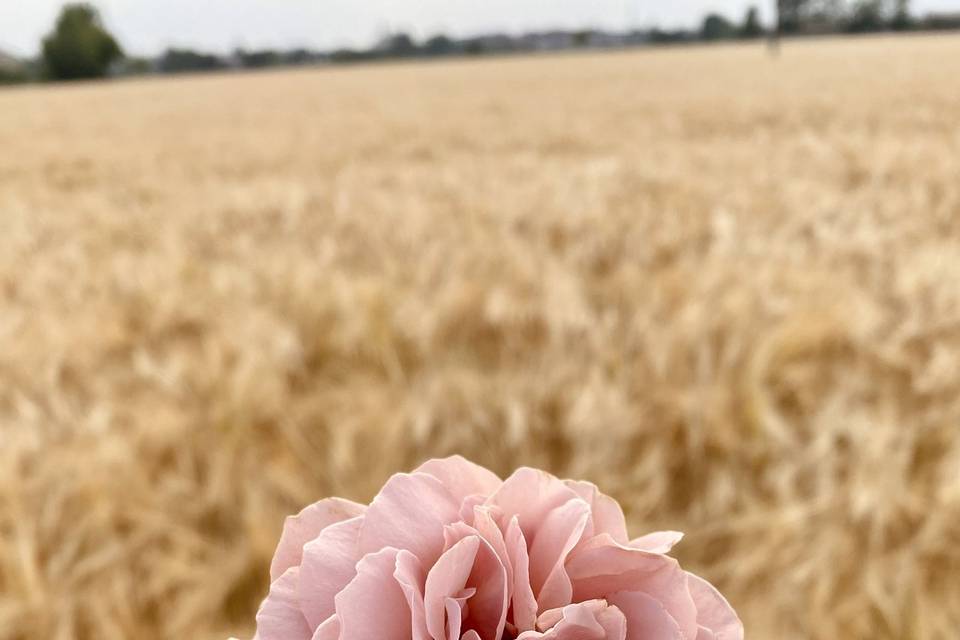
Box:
[1,2,960,639]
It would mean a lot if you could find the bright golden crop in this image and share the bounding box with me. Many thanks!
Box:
[1,33,958,640]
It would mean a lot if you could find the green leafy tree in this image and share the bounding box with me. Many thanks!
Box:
[41,3,123,80]
[891,0,913,29]
[701,13,737,40]
[376,33,418,58]
[777,0,805,33]
[741,6,764,38]
[158,48,226,73]
[423,35,455,57]
[847,0,886,32]
[0,67,29,85]
[573,30,593,47]
[235,48,281,69]
[777,0,845,33]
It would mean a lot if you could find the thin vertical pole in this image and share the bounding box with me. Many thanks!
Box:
[769,0,781,55]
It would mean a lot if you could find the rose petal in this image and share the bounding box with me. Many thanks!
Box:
[359,472,461,565]
[335,547,411,640]
[528,498,591,612]
[563,480,629,544]
[506,516,539,632]
[459,494,487,525]
[566,534,698,640]
[425,536,481,640]
[595,603,628,640]
[256,567,311,640]
[630,531,684,555]
[607,590,685,640]
[486,468,580,541]
[299,516,364,628]
[270,498,366,581]
[311,616,340,640]
[534,600,602,632]
[685,572,743,640]
[442,522,509,640]
[472,505,514,592]
[416,456,502,503]
[696,626,717,640]
[394,550,431,640]
[518,600,626,640]
[445,592,472,640]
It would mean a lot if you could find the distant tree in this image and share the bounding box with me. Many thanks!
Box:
[778,0,853,33]
[847,0,886,32]
[377,33,418,58]
[741,6,765,38]
[236,48,281,69]
[329,48,377,64]
[890,0,913,30]
[423,35,455,57]
[284,48,325,65]
[116,56,152,76]
[921,11,960,30]
[777,0,806,33]
[158,48,226,74]
[0,67,29,85]
[462,38,487,56]
[701,13,737,40]
[573,30,593,47]
[41,4,123,80]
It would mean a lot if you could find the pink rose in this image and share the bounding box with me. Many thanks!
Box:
[255,456,742,640]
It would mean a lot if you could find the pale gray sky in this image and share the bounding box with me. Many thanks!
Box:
[1,0,956,56]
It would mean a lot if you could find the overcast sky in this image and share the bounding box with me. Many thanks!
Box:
[1,0,956,56]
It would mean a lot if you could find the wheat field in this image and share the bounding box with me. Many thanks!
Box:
[1,33,959,640]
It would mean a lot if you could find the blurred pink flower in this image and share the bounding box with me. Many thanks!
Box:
[255,456,742,640]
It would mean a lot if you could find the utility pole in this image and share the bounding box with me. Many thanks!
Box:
[768,0,781,56]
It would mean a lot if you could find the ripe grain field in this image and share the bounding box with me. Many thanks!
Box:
[1,33,959,640]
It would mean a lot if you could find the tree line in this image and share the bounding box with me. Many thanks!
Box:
[2,1,959,84]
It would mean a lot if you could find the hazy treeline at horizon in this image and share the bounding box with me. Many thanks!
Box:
[3,0,960,84]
